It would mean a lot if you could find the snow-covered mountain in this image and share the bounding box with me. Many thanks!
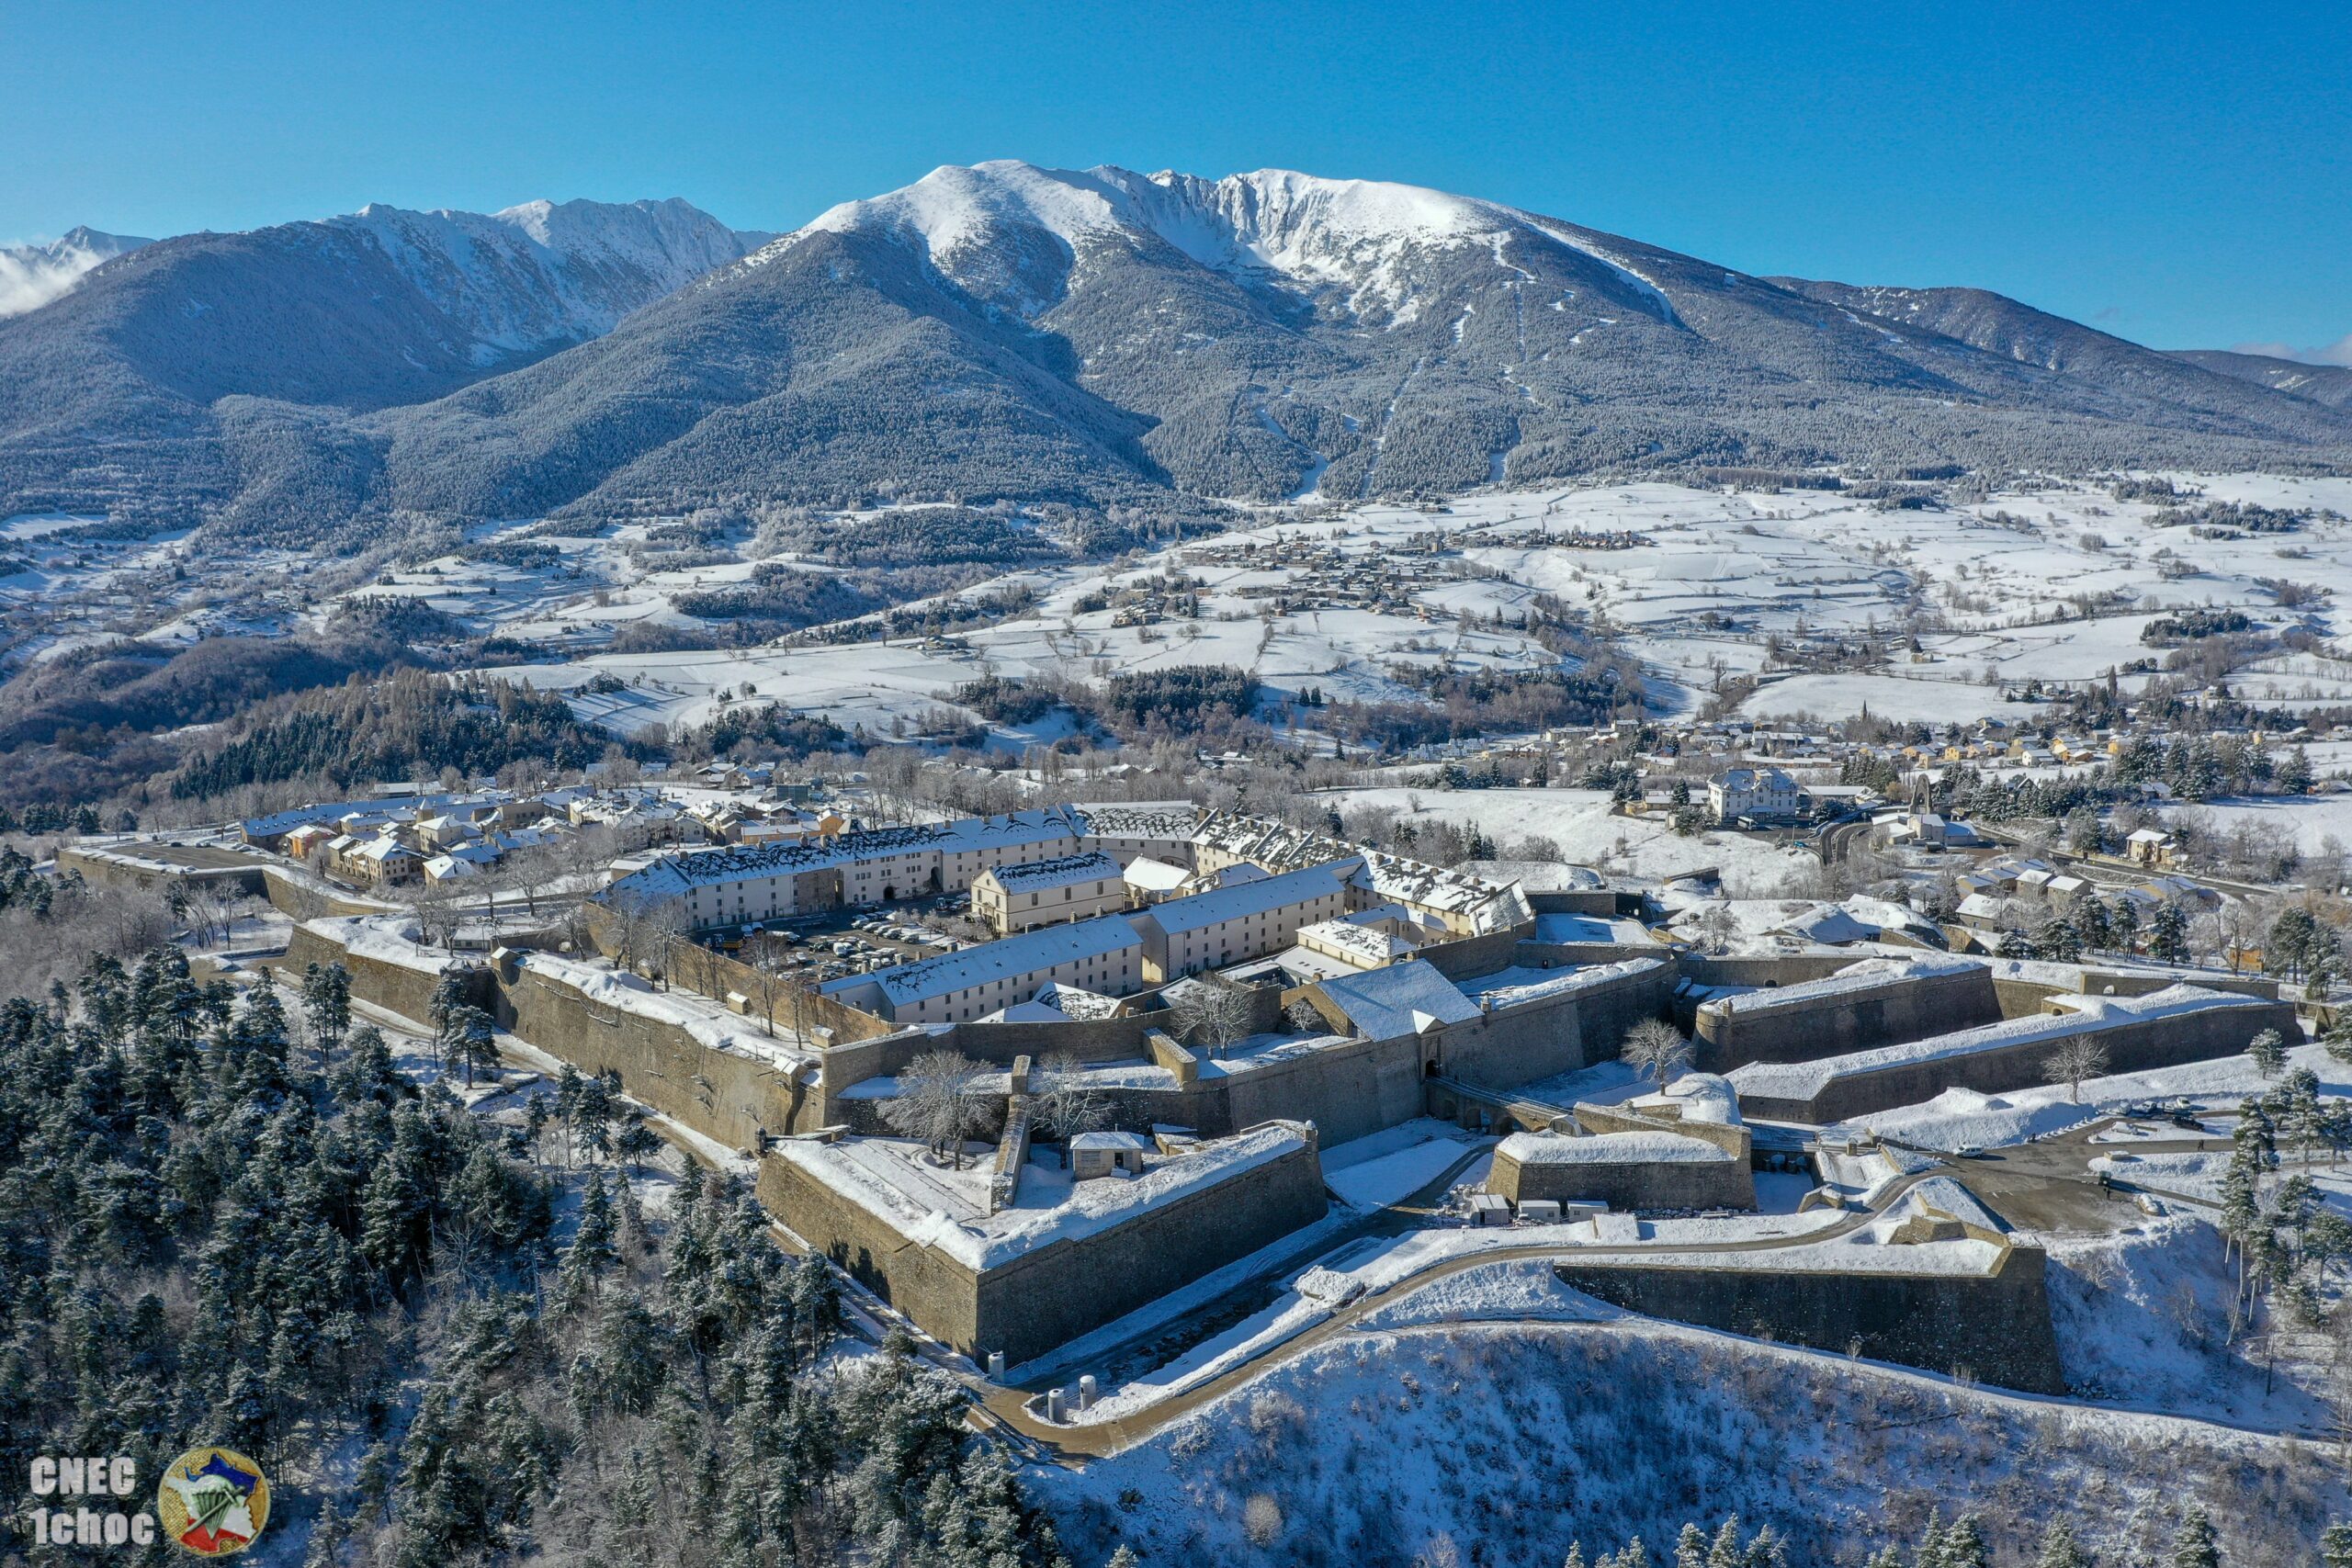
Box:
[0,226,152,317]
[0,196,771,529]
[324,197,775,362]
[794,161,1674,327]
[5,161,2348,541]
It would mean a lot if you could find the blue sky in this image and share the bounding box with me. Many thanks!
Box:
[5,0,2346,356]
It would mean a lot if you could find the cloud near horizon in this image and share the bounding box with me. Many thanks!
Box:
[2228,332,2352,367]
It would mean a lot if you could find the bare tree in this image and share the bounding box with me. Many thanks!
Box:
[743,934,802,1040]
[643,898,691,991]
[1031,1052,1111,1144]
[1164,975,1259,1056]
[2044,1036,2111,1103]
[879,1051,994,1168]
[411,877,468,951]
[1621,1018,1692,1088]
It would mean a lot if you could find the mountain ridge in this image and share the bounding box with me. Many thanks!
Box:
[0,226,153,318]
[5,162,2347,544]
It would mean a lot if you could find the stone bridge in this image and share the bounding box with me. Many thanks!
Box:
[1424,1073,1574,1134]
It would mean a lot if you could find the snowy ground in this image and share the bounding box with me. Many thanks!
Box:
[1321,1118,1491,1211]
[2045,1216,2341,1436]
[1040,1314,2346,1568]
[1843,1042,2345,1152]
[1310,784,1820,892]
[373,472,2352,740]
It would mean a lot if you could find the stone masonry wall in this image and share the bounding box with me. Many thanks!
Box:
[757,1134,1329,1368]
[1555,1245,2067,1394]
[285,922,492,1024]
[1740,995,2302,1123]
[969,1137,1329,1366]
[498,964,820,1149]
[1490,1145,1753,1211]
[1695,964,2005,1072]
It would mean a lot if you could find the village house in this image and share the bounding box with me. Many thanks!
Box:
[1708,767,1804,825]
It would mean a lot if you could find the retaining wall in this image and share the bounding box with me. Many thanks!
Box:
[1554,1244,2067,1393]
[285,921,491,1023]
[1736,993,2302,1124]
[1455,962,1675,1090]
[497,960,820,1149]
[1491,1142,1754,1211]
[757,1134,1329,1367]
[1694,964,2004,1072]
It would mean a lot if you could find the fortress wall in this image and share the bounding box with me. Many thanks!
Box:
[1555,1245,2067,1394]
[1738,996,2301,1124]
[1215,1032,1427,1147]
[285,921,491,1024]
[498,963,817,1149]
[1695,964,2004,1072]
[969,1137,1329,1367]
[1490,1145,1754,1211]
[1440,962,1677,1092]
[757,1154,986,1348]
[1416,923,1536,980]
[756,1134,1329,1368]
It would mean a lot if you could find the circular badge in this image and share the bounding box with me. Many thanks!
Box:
[155,1448,270,1558]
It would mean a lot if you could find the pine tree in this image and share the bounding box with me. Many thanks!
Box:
[2149,901,2191,964]
[2248,1027,2287,1078]
[2171,1506,2220,1568]
[2035,1518,2087,1567]
[1943,1514,1989,1568]
[559,1169,620,1308]
[2322,1521,2352,1568]
[1678,1523,1710,1568]
[301,961,353,1058]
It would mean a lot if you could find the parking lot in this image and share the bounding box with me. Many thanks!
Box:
[704,891,992,987]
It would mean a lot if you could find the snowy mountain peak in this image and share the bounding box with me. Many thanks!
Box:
[797,160,1649,320]
[0,225,152,317]
[319,196,772,353]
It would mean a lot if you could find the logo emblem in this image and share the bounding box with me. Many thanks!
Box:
[155,1449,269,1558]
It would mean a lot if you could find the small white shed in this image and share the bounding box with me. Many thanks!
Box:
[1069,1131,1151,1180]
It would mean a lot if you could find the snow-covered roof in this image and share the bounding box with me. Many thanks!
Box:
[1296,919,1419,964]
[1069,1131,1152,1151]
[1135,865,1345,936]
[1315,960,1481,1040]
[819,912,1143,1007]
[1071,801,1201,840]
[1498,1129,1735,1165]
[978,851,1121,892]
[609,807,1084,899]
[1122,856,1192,892]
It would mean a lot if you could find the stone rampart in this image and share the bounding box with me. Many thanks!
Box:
[285,921,491,1023]
[1554,1243,2067,1393]
[1694,962,2004,1072]
[1733,991,2301,1124]
[498,960,819,1149]
[1490,1137,1754,1211]
[757,1132,1329,1367]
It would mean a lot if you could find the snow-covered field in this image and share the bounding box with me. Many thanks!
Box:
[1309,784,1820,892]
[389,472,2352,739]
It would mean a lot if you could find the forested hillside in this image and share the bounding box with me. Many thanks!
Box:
[0,934,1077,1565]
